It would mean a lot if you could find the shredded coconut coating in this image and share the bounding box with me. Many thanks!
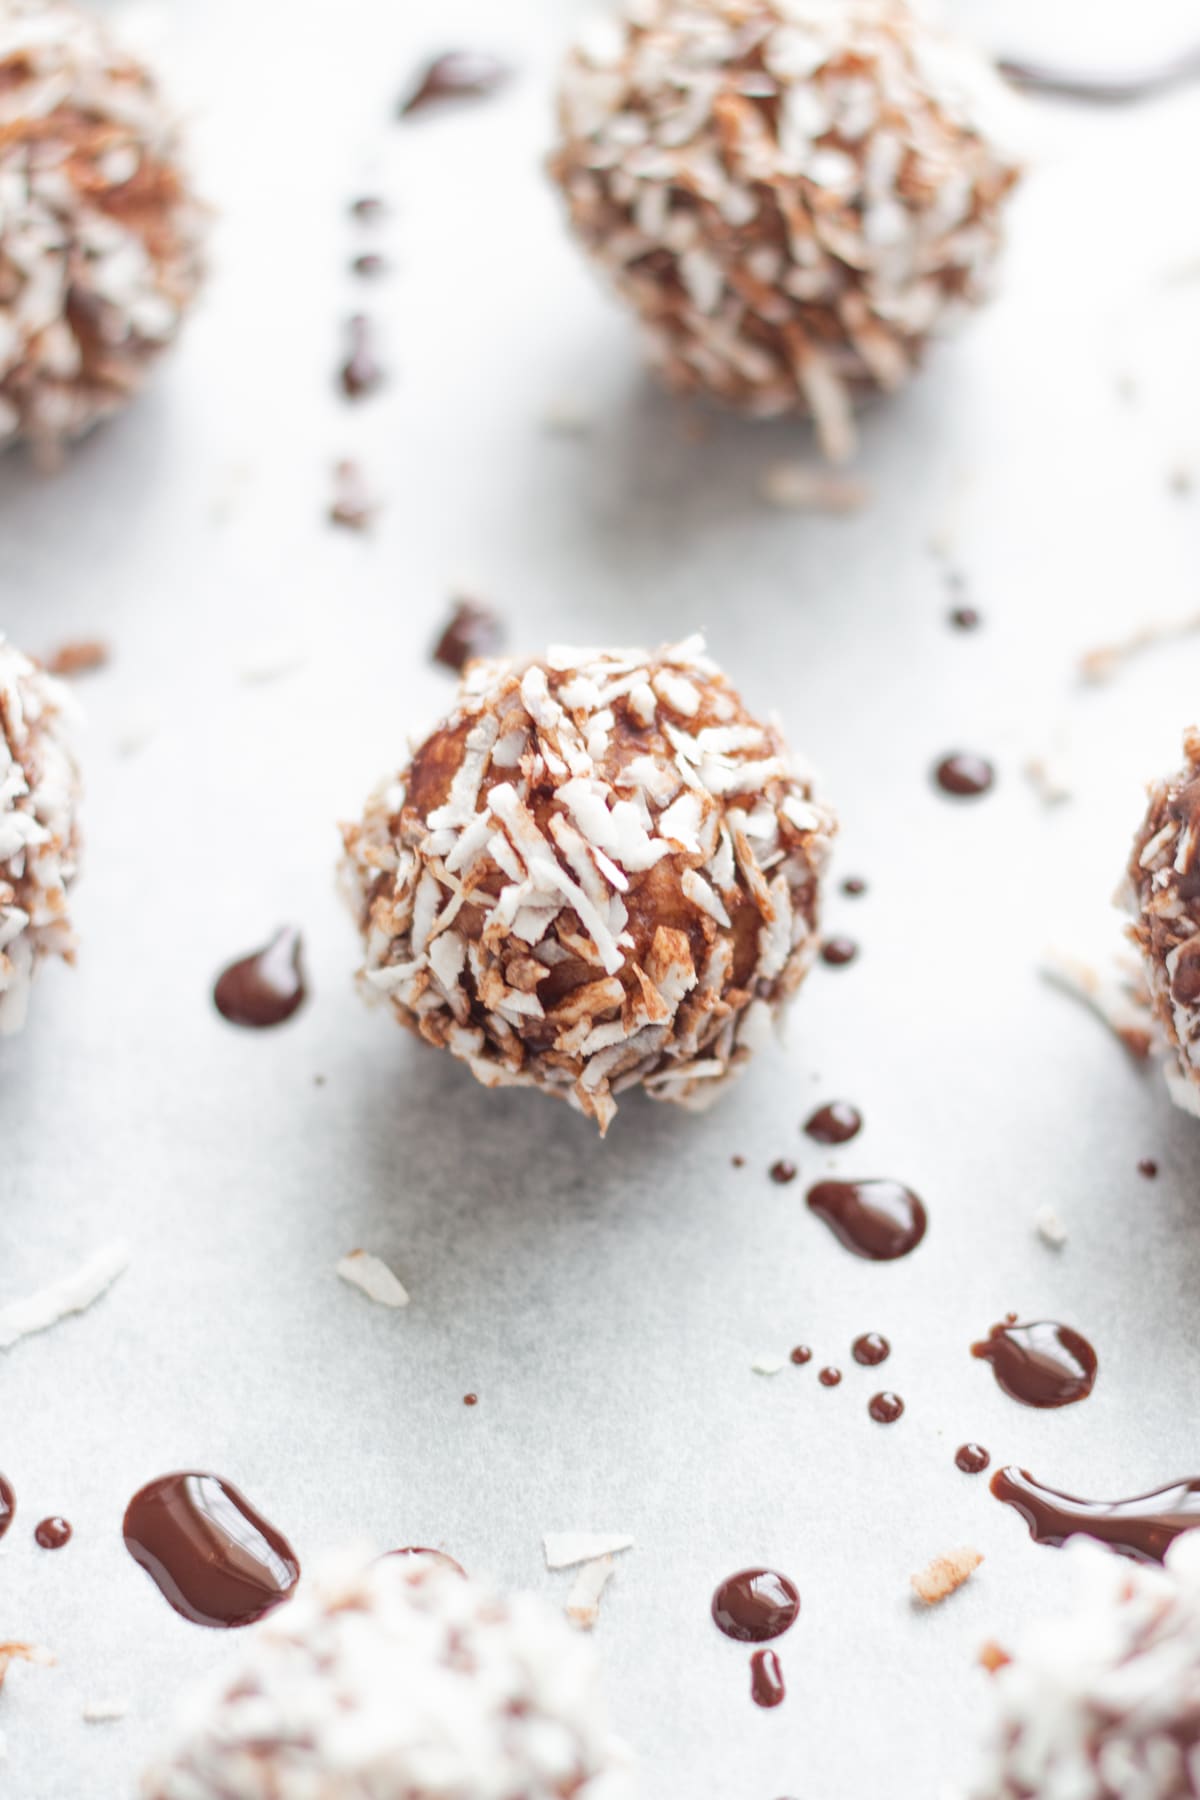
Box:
[549,0,1021,460]
[970,1536,1200,1800]
[141,1553,627,1800]
[340,636,836,1133]
[1124,728,1200,1119]
[0,634,80,1034]
[0,0,205,460]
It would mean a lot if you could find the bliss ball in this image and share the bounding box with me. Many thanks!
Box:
[0,0,205,461]
[1125,728,1200,1118]
[0,634,80,1035]
[969,1537,1200,1800]
[341,635,835,1133]
[142,1553,628,1800]
[550,0,1021,460]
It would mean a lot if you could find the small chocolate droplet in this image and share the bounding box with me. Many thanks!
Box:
[790,1345,812,1366]
[399,51,511,118]
[769,1159,798,1185]
[711,1570,800,1642]
[818,1366,842,1387]
[34,1516,71,1549]
[841,875,867,896]
[868,1391,904,1424]
[949,606,982,631]
[432,599,504,674]
[851,1332,890,1367]
[956,1443,991,1475]
[349,196,386,222]
[804,1101,862,1145]
[1138,1157,1159,1179]
[213,928,307,1030]
[820,936,858,967]
[351,252,388,279]
[731,1154,746,1169]
[934,752,995,798]
[463,1393,478,1407]
[750,1648,786,1708]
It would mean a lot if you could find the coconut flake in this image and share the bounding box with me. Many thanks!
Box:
[751,1352,785,1375]
[83,1698,129,1723]
[1039,949,1154,1060]
[911,1547,982,1606]
[0,1241,129,1351]
[335,1251,410,1309]
[1033,1205,1068,1249]
[761,460,869,512]
[566,1555,615,1630]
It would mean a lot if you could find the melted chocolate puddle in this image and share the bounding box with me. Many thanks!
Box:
[972,1319,1097,1408]
[750,1648,785,1708]
[807,1179,927,1261]
[399,51,511,118]
[214,928,307,1029]
[805,1101,863,1145]
[123,1473,300,1627]
[996,46,1200,104]
[0,1474,13,1540]
[991,1466,1200,1564]
[711,1569,799,1642]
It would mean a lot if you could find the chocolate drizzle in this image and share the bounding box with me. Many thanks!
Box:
[750,1648,786,1708]
[956,1443,991,1475]
[935,752,994,798]
[991,1466,1200,1564]
[972,1319,1098,1409]
[711,1569,800,1642]
[806,1179,927,1261]
[213,928,307,1029]
[805,1101,862,1145]
[399,51,511,118]
[868,1391,904,1424]
[123,1473,300,1628]
[0,1474,13,1540]
[34,1516,70,1549]
[852,1332,890,1367]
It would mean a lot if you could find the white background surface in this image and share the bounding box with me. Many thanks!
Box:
[3,1,1200,1795]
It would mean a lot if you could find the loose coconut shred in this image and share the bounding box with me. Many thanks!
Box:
[341,636,835,1133]
[141,1552,626,1800]
[1124,727,1200,1118]
[549,0,1021,460]
[0,635,81,1035]
[0,0,205,462]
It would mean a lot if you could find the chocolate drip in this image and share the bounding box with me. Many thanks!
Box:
[805,1101,862,1145]
[868,1392,904,1424]
[852,1332,890,1366]
[807,1179,927,1261]
[213,928,306,1029]
[972,1319,1097,1408]
[820,936,858,966]
[956,1443,991,1475]
[935,752,994,797]
[818,1366,842,1387]
[790,1345,812,1366]
[991,1466,1200,1564]
[123,1473,300,1628]
[750,1648,785,1708]
[711,1569,800,1642]
[769,1159,798,1185]
[34,1516,70,1549]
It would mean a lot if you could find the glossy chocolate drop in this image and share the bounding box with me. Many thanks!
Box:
[213,928,307,1030]
[432,599,504,674]
[818,1366,842,1387]
[349,195,386,222]
[950,606,982,631]
[805,1100,862,1145]
[956,1443,991,1475]
[807,1179,927,1261]
[1138,1157,1159,1179]
[972,1319,1097,1409]
[790,1345,812,1366]
[123,1473,300,1628]
[399,51,511,118]
[852,1332,890,1367]
[711,1569,800,1642]
[769,1159,798,1186]
[463,1393,478,1407]
[996,47,1200,104]
[935,752,994,798]
[731,1154,746,1169]
[750,1648,785,1709]
[841,875,867,897]
[340,315,384,400]
[352,252,387,279]
[868,1392,904,1424]
[0,1474,13,1540]
[34,1516,71,1549]
[820,936,858,967]
[991,1466,1200,1564]
[384,1547,466,1577]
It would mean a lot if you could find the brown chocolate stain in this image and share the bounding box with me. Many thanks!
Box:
[34,1516,70,1549]
[805,1101,862,1145]
[972,1319,1098,1409]
[213,928,307,1029]
[750,1648,786,1708]
[711,1569,800,1642]
[123,1472,300,1628]
[991,1466,1200,1564]
[806,1179,927,1261]
[399,51,511,118]
[935,753,994,797]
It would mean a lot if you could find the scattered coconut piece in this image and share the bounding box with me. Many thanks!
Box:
[761,461,869,514]
[43,639,109,678]
[0,1241,130,1351]
[82,1698,128,1723]
[329,458,375,531]
[911,1548,983,1607]
[1079,611,1200,685]
[335,1250,409,1309]
[978,1639,1012,1673]
[1039,949,1154,1060]
[751,1352,786,1375]
[543,1533,634,1571]
[1034,1204,1068,1248]
[0,1642,54,1691]
[239,644,306,686]
[1023,733,1075,807]
[566,1556,614,1631]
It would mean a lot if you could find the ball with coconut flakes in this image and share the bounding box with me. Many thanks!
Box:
[0,634,81,1035]
[549,0,1021,461]
[340,636,835,1133]
[969,1535,1200,1800]
[1125,727,1200,1120]
[141,1553,629,1800]
[0,0,205,462]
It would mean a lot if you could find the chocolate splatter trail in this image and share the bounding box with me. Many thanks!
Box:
[991,1466,1200,1564]
[972,1319,1097,1408]
[123,1472,300,1627]
[213,928,307,1029]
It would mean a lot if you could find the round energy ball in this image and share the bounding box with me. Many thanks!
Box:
[0,0,205,461]
[969,1537,1200,1800]
[341,636,835,1133]
[550,0,1021,460]
[0,634,80,1035]
[142,1553,627,1800]
[1125,728,1200,1118]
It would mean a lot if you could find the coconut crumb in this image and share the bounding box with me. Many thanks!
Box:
[1023,736,1075,807]
[0,1643,54,1691]
[82,1698,128,1723]
[335,1250,409,1309]
[761,462,869,514]
[0,1242,130,1351]
[543,1533,634,1571]
[911,1548,983,1606]
[978,1639,1011,1673]
[1079,612,1200,684]
[1039,949,1154,1059]
[566,1555,614,1631]
[239,644,306,686]
[1034,1204,1068,1248]
[43,640,109,678]
[751,1352,786,1375]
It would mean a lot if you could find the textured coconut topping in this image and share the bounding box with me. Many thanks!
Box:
[969,1536,1200,1800]
[341,636,835,1132]
[0,0,205,458]
[141,1552,628,1800]
[0,634,81,1034]
[550,0,1021,459]
[1125,730,1200,1118]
